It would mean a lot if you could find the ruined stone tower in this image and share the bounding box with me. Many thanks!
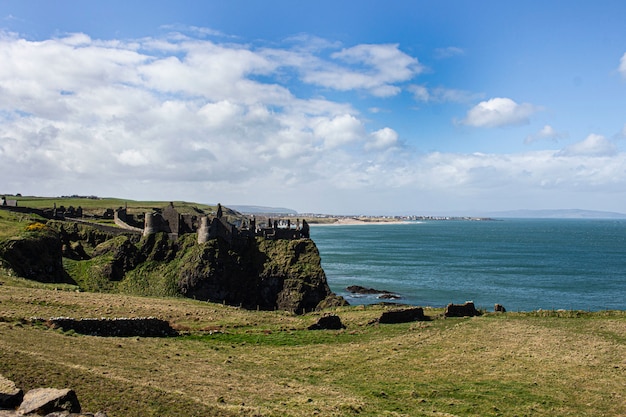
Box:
[197,216,210,244]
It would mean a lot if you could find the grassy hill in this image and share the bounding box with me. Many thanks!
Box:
[0,281,625,417]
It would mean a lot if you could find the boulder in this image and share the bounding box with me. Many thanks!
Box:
[308,315,346,330]
[17,388,81,415]
[494,303,506,313]
[0,375,23,410]
[444,302,481,317]
[315,294,349,311]
[378,307,426,324]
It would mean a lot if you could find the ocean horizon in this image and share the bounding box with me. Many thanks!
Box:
[310,219,626,312]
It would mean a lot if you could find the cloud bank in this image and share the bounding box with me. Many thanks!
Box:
[0,30,624,213]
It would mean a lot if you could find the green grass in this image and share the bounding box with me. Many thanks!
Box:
[0,210,47,240]
[1,282,624,417]
[9,195,218,216]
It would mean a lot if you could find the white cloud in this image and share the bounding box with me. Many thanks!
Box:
[410,85,481,103]
[410,85,430,102]
[302,43,423,97]
[460,97,538,128]
[558,134,617,157]
[524,125,568,144]
[117,149,150,166]
[434,46,465,59]
[365,128,398,151]
[619,52,626,77]
[0,30,625,214]
[313,114,365,149]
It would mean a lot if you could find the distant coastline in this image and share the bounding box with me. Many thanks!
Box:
[310,217,407,226]
[308,216,495,226]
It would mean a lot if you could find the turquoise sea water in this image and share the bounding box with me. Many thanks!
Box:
[310,219,626,311]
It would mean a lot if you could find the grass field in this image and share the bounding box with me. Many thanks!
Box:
[0,280,624,417]
[5,195,218,216]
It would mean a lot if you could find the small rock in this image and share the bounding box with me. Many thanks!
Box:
[0,375,23,410]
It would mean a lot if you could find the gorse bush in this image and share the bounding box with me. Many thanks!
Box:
[25,222,47,232]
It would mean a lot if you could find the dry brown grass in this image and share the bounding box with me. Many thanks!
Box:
[1,283,625,417]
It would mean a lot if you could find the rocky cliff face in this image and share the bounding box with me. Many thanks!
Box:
[0,227,71,284]
[177,237,333,313]
[0,221,342,314]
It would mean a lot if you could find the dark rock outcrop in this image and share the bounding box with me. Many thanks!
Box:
[315,294,350,310]
[308,315,346,330]
[377,307,427,324]
[178,237,335,314]
[91,236,141,281]
[347,285,394,295]
[346,285,401,300]
[494,303,506,313]
[444,302,481,317]
[0,229,72,284]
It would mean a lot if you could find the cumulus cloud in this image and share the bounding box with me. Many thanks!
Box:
[460,97,538,128]
[0,31,414,199]
[302,43,423,96]
[0,30,624,213]
[558,134,617,157]
[365,128,398,151]
[313,114,365,149]
[524,125,568,144]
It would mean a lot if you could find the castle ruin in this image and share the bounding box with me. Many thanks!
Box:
[140,203,309,244]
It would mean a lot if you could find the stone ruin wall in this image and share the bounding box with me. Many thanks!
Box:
[143,204,310,245]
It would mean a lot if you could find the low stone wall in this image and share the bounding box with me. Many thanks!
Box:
[36,317,178,337]
[113,217,143,233]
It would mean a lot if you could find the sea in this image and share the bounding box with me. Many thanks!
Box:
[310,219,626,312]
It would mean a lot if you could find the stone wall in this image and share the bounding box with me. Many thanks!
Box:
[36,317,178,337]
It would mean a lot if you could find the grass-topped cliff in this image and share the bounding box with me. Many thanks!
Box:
[0,198,338,313]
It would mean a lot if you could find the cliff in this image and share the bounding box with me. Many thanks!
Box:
[0,220,344,313]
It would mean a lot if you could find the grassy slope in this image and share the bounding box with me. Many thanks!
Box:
[0,282,624,417]
[7,196,218,216]
[0,209,46,240]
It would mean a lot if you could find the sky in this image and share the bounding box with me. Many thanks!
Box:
[1,1,626,215]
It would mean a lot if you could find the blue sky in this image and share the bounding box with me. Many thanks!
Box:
[1,1,626,215]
